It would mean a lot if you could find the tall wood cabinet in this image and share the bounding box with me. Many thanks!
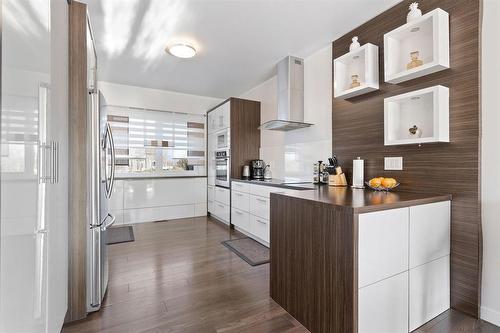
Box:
[206,98,260,224]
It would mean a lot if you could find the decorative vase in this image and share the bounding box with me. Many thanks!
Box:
[409,125,423,138]
[407,51,424,69]
[407,2,422,22]
[349,36,361,52]
[350,74,361,88]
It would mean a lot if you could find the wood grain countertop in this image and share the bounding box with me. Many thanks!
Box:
[273,186,451,214]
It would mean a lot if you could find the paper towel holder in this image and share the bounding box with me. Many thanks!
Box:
[351,157,365,189]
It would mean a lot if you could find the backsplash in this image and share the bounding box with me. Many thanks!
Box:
[240,45,333,181]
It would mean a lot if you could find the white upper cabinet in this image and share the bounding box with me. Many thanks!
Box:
[207,100,230,134]
[384,8,450,84]
[334,43,379,99]
[384,85,449,146]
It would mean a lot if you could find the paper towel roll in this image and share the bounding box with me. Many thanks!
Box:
[352,157,364,188]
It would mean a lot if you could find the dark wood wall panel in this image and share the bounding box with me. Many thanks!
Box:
[332,0,482,317]
[66,0,88,323]
[270,194,356,333]
[230,97,261,179]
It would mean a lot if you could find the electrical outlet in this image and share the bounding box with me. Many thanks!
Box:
[384,157,403,170]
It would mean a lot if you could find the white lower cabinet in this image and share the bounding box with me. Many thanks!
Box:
[213,202,230,223]
[249,195,270,220]
[359,272,409,333]
[231,207,250,231]
[230,181,285,246]
[250,215,270,242]
[210,186,230,224]
[409,255,450,331]
[358,201,451,333]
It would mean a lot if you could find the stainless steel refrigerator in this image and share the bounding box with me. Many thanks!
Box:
[85,11,116,312]
[87,88,116,312]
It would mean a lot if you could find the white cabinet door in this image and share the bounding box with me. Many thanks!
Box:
[207,133,216,186]
[213,202,230,223]
[231,181,250,193]
[409,255,450,331]
[220,101,230,129]
[358,208,409,288]
[207,185,215,203]
[249,195,270,220]
[232,190,250,212]
[250,215,270,244]
[359,272,409,333]
[215,186,230,206]
[409,201,450,268]
[207,108,218,134]
[232,208,250,231]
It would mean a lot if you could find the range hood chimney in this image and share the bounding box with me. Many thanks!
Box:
[260,56,313,131]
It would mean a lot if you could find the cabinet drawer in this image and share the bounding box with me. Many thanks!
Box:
[249,195,270,220]
[208,200,214,214]
[249,184,287,198]
[232,190,249,212]
[215,187,230,206]
[409,201,450,268]
[231,208,250,232]
[409,255,450,331]
[207,185,215,202]
[250,215,270,244]
[231,181,250,193]
[359,272,408,333]
[213,202,230,223]
[358,208,409,288]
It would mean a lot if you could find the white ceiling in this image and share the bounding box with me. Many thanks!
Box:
[85,0,401,98]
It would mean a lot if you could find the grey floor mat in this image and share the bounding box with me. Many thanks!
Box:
[107,226,135,245]
[222,237,269,266]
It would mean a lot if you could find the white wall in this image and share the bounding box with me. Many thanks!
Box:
[98,81,222,114]
[481,0,500,326]
[240,45,332,182]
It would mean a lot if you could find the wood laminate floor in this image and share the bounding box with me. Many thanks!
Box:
[63,217,500,333]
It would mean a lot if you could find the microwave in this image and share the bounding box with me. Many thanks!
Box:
[216,129,230,149]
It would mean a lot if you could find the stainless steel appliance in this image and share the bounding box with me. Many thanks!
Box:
[216,128,230,149]
[242,165,251,179]
[215,148,230,188]
[87,88,116,311]
[251,159,265,180]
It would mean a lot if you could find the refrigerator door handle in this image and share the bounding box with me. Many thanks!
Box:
[104,123,116,198]
[101,212,116,231]
[89,226,101,308]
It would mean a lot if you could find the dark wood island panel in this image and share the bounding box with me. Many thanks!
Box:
[270,194,357,333]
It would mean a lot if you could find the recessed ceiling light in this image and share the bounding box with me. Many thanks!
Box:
[166,43,196,58]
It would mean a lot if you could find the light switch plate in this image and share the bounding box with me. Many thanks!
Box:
[385,157,403,170]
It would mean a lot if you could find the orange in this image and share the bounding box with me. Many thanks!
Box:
[369,178,382,188]
[381,178,397,188]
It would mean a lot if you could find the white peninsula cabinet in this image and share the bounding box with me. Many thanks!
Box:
[231,180,294,246]
[358,201,451,333]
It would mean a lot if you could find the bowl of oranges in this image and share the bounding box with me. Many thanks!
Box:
[366,177,399,191]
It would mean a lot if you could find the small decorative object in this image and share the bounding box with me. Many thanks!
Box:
[350,74,361,89]
[408,125,423,138]
[407,51,424,70]
[349,36,361,51]
[407,2,422,22]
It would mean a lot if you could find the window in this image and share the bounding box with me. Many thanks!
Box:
[104,105,206,177]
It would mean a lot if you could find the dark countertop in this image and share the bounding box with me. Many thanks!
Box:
[231,178,318,190]
[273,186,451,214]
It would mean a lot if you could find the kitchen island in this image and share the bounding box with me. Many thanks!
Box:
[270,187,452,333]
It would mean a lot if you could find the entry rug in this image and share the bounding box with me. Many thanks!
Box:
[222,237,269,266]
[107,226,135,245]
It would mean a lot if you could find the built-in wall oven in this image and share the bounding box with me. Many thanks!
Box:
[215,148,230,188]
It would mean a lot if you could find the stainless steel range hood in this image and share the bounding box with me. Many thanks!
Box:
[260,56,313,131]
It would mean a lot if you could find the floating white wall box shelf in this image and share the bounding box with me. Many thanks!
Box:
[384,8,449,84]
[384,85,449,146]
[334,43,379,99]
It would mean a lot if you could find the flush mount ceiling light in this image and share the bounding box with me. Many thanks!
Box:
[166,43,196,58]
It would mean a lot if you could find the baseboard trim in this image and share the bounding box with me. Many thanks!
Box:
[481,306,500,327]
